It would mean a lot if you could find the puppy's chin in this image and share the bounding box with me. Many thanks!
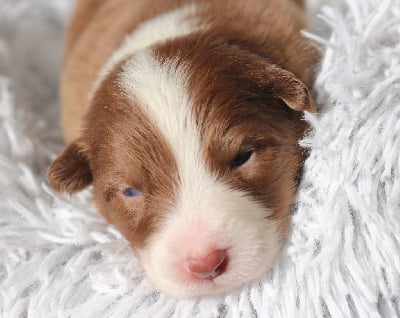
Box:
[136,187,284,298]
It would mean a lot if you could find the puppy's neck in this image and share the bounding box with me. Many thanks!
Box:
[93,4,204,94]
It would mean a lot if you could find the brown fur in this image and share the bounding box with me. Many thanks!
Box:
[60,0,317,143]
[61,0,192,143]
[153,36,313,235]
[52,65,181,249]
[88,71,179,249]
[50,0,319,250]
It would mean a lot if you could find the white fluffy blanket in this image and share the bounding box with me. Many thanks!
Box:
[1,0,399,317]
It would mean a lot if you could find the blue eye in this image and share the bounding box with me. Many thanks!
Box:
[123,188,142,197]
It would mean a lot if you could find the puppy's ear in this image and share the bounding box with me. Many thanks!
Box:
[255,64,317,113]
[47,140,92,194]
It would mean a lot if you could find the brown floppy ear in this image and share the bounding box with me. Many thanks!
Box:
[47,140,92,194]
[255,64,317,113]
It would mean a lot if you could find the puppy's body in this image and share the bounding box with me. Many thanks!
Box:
[50,0,319,297]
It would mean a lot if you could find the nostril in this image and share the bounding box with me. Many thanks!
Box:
[184,249,228,279]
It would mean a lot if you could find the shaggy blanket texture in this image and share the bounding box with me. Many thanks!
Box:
[1,0,399,317]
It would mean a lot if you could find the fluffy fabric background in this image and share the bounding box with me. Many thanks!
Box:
[1,0,399,317]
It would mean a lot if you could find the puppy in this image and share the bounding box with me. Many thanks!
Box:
[47,0,319,298]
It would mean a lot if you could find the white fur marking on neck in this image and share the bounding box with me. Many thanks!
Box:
[93,4,203,94]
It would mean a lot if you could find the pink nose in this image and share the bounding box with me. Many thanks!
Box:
[184,249,227,279]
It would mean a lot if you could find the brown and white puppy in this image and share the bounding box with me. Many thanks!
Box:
[47,0,319,298]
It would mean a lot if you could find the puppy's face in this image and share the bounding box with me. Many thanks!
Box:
[48,39,315,298]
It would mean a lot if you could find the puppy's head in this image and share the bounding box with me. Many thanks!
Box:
[48,38,315,298]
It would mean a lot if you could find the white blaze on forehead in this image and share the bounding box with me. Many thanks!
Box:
[119,49,207,194]
[119,50,281,297]
[94,4,204,93]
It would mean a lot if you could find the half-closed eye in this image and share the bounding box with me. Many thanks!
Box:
[123,188,142,197]
[231,150,254,168]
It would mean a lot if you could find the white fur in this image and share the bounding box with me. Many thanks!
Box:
[118,50,281,297]
[93,4,204,93]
